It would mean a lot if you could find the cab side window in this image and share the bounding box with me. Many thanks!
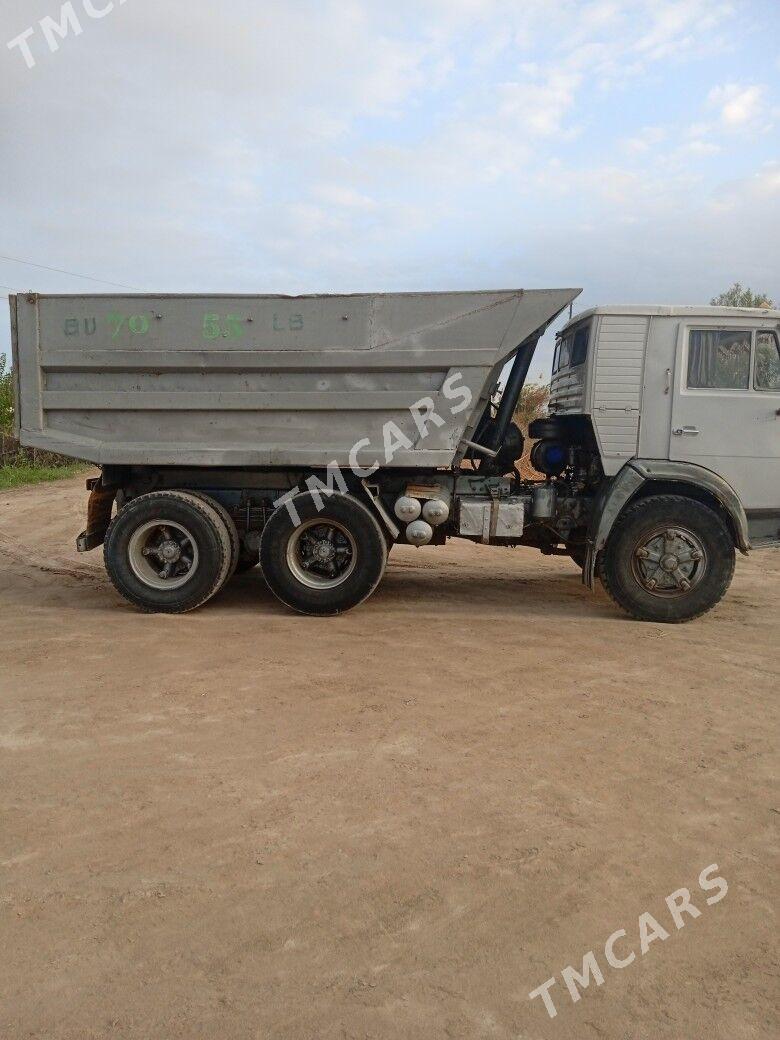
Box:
[571,326,589,366]
[687,329,751,389]
[755,331,780,391]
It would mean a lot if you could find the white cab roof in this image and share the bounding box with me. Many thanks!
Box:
[562,304,780,333]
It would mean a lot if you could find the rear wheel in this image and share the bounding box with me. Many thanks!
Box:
[599,495,735,622]
[260,492,387,615]
[104,491,231,613]
[185,491,240,578]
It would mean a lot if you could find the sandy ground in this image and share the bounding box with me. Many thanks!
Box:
[1,474,778,1040]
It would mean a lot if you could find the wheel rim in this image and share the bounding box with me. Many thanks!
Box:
[630,525,707,597]
[128,520,200,591]
[286,519,357,590]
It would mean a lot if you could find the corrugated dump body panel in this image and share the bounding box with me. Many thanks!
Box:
[12,289,579,469]
[591,313,648,469]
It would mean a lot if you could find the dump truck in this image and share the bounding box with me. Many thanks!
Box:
[9,289,780,621]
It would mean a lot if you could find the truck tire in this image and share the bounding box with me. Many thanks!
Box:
[104,490,232,613]
[185,491,240,579]
[599,494,735,623]
[260,491,388,615]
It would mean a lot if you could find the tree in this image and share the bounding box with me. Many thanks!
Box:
[514,381,550,478]
[710,283,775,308]
[0,354,14,434]
[513,380,550,431]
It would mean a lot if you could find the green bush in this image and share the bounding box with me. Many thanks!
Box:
[0,352,87,483]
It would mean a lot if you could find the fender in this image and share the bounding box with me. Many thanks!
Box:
[583,460,751,589]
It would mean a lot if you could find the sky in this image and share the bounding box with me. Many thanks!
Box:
[1,0,778,374]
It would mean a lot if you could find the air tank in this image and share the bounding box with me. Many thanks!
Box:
[422,498,450,526]
[394,496,422,522]
[406,520,434,546]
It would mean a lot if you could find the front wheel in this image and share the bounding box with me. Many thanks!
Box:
[599,495,735,623]
[260,492,387,615]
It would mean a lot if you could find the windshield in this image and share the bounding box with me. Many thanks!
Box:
[553,322,590,374]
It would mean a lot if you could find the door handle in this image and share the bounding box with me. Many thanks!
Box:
[672,426,699,436]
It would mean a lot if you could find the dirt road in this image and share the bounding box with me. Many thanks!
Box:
[1,475,778,1040]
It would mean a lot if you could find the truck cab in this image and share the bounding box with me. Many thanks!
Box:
[551,305,780,530]
[539,305,780,618]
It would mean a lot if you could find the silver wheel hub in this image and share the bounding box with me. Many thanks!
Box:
[128,520,199,591]
[159,540,182,563]
[313,540,336,563]
[287,520,357,590]
[632,526,706,597]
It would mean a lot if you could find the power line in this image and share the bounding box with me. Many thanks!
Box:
[0,253,138,291]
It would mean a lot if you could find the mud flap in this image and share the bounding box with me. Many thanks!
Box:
[583,465,646,590]
[76,477,117,552]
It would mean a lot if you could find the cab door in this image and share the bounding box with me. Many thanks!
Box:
[670,321,780,510]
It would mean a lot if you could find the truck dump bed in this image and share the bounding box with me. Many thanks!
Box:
[11,289,579,468]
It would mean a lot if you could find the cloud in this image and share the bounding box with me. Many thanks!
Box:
[755,161,780,196]
[631,0,733,62]
[714,161,780,210]
[708,83,770,130]
[497,70,582,138]
[622,126,667,153]
[313,185,378,212]
[680,139,721,157]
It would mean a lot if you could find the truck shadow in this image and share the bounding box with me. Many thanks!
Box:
[13,549,619,623]
[218,560,620,622]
